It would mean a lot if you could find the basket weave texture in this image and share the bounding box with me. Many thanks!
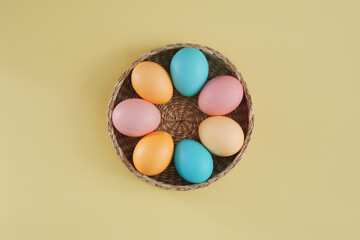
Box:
[107,43,254,190]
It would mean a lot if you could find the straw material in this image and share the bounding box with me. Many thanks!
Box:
[107,43,254,190]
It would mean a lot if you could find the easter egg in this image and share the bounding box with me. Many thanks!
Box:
[198,75,244,116]
[112,98,160,137]
[199,116,244,157]
[170,48,209,97]
[174,139,213,183]
[133,131,174,176]
[131,61,173,104]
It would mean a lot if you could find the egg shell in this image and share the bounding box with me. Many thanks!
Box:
[170,48,209,97]
[131,61,173,104]
[112,98,160,137]
[174,139,213,183]
[199,116,244,157]
[133,131,174,176]
[198,75,244,116]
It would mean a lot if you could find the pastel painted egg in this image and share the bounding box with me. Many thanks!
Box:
[112,98,160,137]
[133,131,174,176]
[131,61,173,104]
[199,116,244,157]
[170,48,209,97]
[174,139,213,183]
[198,75,244,116]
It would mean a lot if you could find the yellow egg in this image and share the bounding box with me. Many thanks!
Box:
[133,131,174,176]
[131,61,173,104]
[199,116,244,157]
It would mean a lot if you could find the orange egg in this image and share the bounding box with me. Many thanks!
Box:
[133,131,174,176]
[199,116,244,157]
[131,61,173,104]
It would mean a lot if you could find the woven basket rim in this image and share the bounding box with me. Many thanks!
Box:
[107,43,254,191]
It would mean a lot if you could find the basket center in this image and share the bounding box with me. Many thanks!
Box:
[156,90,208,144]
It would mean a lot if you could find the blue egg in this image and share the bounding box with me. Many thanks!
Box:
[170,48,209,97]
[174,139,213,183]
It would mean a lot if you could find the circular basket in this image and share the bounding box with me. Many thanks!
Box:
[107,43,254,190]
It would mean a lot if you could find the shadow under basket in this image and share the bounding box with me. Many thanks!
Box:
[107,43,254,190]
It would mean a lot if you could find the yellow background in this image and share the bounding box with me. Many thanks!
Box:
[1,0,359,239]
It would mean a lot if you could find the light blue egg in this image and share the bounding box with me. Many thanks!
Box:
[174,139,213,183]
[170,48,209,97]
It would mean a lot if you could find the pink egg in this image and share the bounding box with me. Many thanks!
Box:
[198,75,244,116]
[112,99,161,137]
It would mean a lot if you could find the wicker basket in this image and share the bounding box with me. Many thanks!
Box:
[107,43,254,190]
